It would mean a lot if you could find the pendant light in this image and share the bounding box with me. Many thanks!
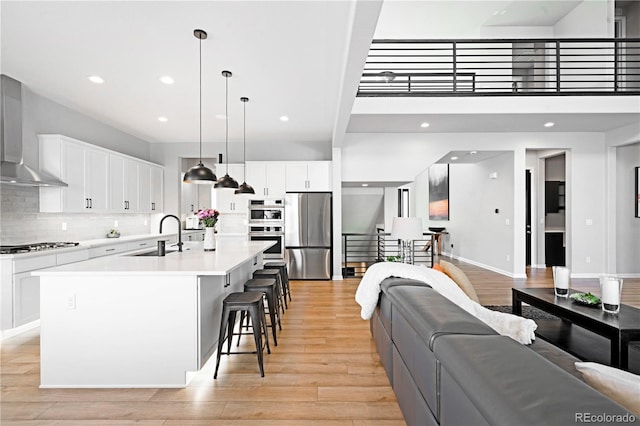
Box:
[183,29,217,184]
[215,70,239,188]
[235,97,255,194]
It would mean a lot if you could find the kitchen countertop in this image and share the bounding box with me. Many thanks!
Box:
[33,238,272,276]
[0,230,208,260]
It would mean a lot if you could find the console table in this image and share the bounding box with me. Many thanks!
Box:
[512,287,640,371]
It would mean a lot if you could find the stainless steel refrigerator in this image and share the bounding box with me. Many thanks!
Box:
[285,192,332,280]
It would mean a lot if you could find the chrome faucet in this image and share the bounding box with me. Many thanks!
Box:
[159,214,183,252]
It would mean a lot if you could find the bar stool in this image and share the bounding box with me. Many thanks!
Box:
[242,278,280,345]
[264,261,291,303]
[253,268,286,313]
[213,292,270,379]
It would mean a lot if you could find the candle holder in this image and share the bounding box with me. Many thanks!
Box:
[599,276,623,314]
[552,266,570,298]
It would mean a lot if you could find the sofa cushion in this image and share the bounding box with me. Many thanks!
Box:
[575,362,640,416]
[380,277,431,294]
[387,285,496,350]
[434,335,632,425]
[439,260,480,303]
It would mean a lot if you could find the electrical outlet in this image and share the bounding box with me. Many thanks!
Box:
[114,220,119,228]
[66,294,76,310]
[506,254,510,261]
[586,256,591,264]
[505,218,510,226]
[586,219,593,226]
[61,222,67,231]
[144,219,148,226]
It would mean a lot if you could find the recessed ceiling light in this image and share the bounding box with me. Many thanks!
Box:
[88,75,104,84]
[420,122,430,128]
[159,76,174,85]
[280,116,289,122]
[362,183,369,187]
[215,114,226,120]
[450,156,459,161]
[470,151,478,155]
[158,116,168,122]
[544,122,555,127]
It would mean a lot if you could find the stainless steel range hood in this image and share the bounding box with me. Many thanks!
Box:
[0,74,67,187]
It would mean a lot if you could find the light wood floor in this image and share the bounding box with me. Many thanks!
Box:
[1,258,638,424]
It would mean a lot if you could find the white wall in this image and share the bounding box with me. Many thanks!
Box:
[554,0,612,37]
[342,131,607,277]
[342,187,384,233]
[615,142,640,275]
[22,88,151,165]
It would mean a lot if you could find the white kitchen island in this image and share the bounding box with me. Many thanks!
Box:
[34,238,273,388]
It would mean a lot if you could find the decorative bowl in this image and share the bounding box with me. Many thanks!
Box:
[570,292,601,307]
[429,227,446,233]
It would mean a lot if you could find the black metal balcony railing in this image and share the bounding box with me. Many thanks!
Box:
[358,38,640,96]
[342,231,435,278]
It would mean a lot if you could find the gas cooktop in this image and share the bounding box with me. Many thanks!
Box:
[0,242,80,254]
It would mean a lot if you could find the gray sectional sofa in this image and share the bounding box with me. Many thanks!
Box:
[370,277,636,425]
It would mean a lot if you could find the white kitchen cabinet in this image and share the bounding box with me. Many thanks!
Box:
[181,181,198,215]
[1,249,89,331]
[13,272,40,327]
[139,163,163,213]
[89,243,129,258]
[285,161,332,192]
[39,135,163,215]
[214,188,248,214]
[110,155,140,212]
[39,135,109,212]
[150,165,164,212]
[139,163,151,213]
[245,162,286,198]
[215,163,245,184]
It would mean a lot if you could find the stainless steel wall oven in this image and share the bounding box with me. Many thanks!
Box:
[248,199,285,259]
[248,225,284,259]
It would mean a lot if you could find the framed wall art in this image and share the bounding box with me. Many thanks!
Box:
[429,164,449,220]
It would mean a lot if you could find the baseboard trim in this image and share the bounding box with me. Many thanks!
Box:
[571,272,640,279]
[1,320,40,340]
[448,255,526,279]
[332,275,344,281]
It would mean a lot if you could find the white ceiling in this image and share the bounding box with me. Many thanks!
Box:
[1,1,357,144]
[2,1,636,150]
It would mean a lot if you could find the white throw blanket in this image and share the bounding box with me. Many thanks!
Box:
[355,262,537,345]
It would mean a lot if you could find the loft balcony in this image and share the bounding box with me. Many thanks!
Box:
[358,38,640,97]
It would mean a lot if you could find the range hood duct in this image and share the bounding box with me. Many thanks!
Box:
[0,74,67,187]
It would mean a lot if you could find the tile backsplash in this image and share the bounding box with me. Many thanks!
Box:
[0,185,151,244]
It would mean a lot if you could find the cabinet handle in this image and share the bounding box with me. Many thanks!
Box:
[140,243,147,246]
[85,198,89,209]
[151,202,155,211]
[106,248,115,252]
[89,198,93,209]
[191,204,194,212]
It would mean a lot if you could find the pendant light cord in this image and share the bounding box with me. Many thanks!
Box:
[242,99,246,181]
[225,75,229,175]
[198,34,203,163]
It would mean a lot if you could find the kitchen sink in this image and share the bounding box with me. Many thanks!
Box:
[128,247,189,257]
